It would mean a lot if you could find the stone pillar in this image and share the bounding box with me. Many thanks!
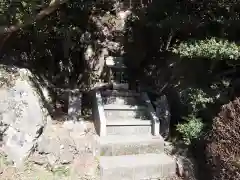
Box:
[115,71,121,83]
[154,95,171,139]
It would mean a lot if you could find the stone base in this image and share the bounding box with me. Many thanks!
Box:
[100,153,176,180]
[100,135,164,156]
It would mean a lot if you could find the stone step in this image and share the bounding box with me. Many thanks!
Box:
[100,153,176,180]
[104,104,147,110]
[100,135,164,156]
[112,83,129,90]
[105,109,150,120]
[106,124,152,136]
[102,96,144,106]
[106,119,151,126]
[101,90,140,97]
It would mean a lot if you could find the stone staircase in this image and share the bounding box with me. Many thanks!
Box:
[91,8,176,180]
[93,87,176,180]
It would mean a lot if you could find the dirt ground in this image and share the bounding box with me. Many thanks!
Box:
[0,120,197,180]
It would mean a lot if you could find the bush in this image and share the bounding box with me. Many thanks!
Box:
[205,98,240,180]
[172,38,240,60]
[176,88,212,145]
[176,114,204,145]
[180,88,214,114]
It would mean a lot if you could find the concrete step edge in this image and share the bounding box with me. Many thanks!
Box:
[100,134,164,145]
[100,135,164,156]
[100,153,175,168]
[106,119,151,126]
[112,83,129,90]
[104,104,147,110]
[101,90,140,97]
[100,153,176,179]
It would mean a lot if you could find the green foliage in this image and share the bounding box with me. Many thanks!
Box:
[180,88,214,114]
[52,166,70,177]
[172,38,240,60]
[0,0,45,25]
[177,88,214,145]
[176,114,204,145]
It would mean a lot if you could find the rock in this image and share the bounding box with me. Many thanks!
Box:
[37,136,51,154]
[30,153,48,165]
[74,140,87,153]
[73,121,87,133]
[3,127,34,166]
[0,65,52,166]
[47,154,58,166]
[59,137,75,153]
[0,166,16,179]
[176,158,184,177]
[64,121,87,138]
[38,137,60,156]
[62,121,75,131]
[60,149,74,164]
[71,154,97,177]
[164,141,175,155]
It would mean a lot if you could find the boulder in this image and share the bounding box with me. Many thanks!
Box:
[0,65,52,166]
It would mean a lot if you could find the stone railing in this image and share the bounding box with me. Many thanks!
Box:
[93,90,107,136]
[141,92,160,136]
[154,95,171,139]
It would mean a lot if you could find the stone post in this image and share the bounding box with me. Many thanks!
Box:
[154,95,171,139]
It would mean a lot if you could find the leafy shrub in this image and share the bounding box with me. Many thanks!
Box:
[180,88,214,114]
[205,98,240,180]
[172,38,240,60]
[176,88,213,145]
[176,114,204,145]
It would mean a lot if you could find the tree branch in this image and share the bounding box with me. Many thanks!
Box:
[165,29,174,51]
[0,0,69,35]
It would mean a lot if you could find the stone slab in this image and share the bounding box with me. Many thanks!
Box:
[112,83,129,90]
[106,119,151,126]
[101,90,140,97]
[105,109,150,120]
[104,104,147,110]
[100,135,164,156]
[106,125,151,136]
[100,153,176,180]
[102,96,144,106]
